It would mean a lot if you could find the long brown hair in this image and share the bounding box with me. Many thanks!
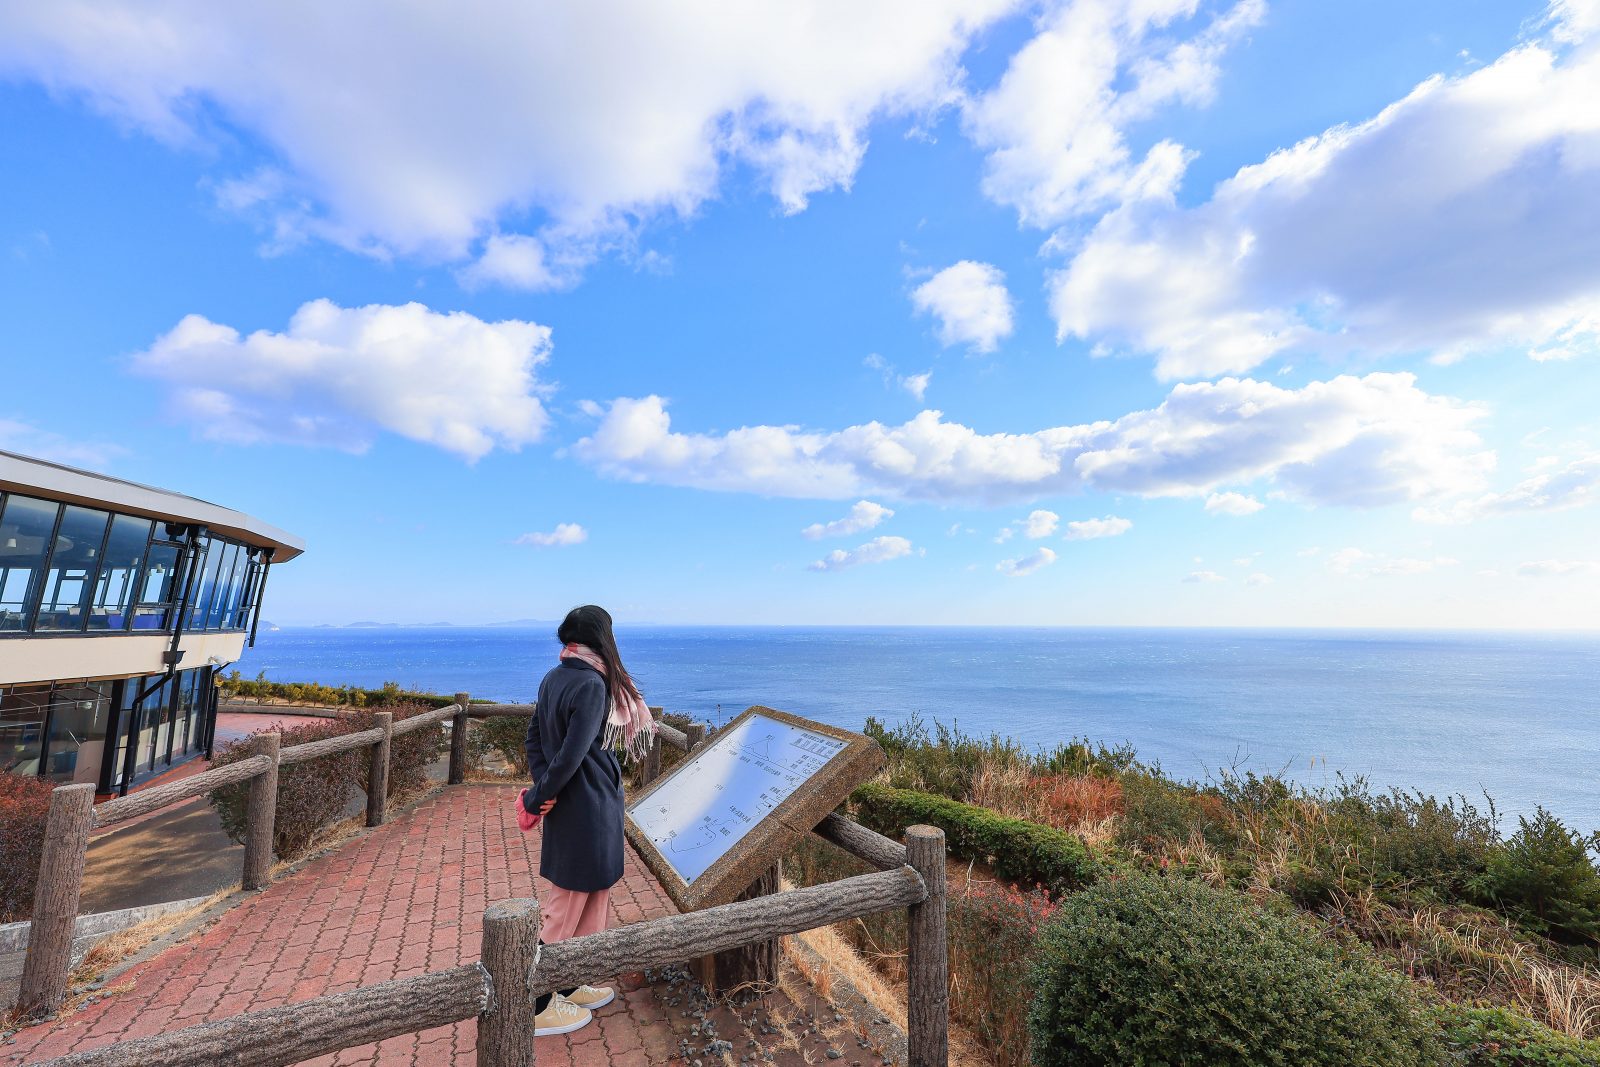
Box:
[557,605,640,706]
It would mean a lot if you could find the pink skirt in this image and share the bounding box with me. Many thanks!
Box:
[541,886,612,942]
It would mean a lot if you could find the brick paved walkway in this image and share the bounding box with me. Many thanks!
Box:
[2,786,892,1067]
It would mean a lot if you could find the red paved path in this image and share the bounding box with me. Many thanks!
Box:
[4,786,889,1067]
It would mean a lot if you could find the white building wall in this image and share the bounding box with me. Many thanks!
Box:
[0,632,249,686]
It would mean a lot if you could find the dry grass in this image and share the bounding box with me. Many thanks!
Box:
[1324,888,1600,1040]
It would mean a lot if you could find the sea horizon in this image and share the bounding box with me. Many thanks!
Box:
[236,624,1600,835]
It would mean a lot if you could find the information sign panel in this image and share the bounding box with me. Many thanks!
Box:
[625,706,884,911]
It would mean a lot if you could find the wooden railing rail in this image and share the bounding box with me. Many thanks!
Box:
[17,704,465,1018]
[36,823,948,1067]
[94,754,273,828]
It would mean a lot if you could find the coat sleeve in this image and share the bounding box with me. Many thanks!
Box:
[525,675,607,809]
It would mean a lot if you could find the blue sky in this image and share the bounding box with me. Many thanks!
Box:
[2,0,1596,628]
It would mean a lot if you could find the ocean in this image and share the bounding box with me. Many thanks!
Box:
[234,626,1600,833]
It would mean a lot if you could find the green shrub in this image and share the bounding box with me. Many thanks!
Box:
[211,718,361,861]
[221,672,454,710]
[1430,1004,1600,1066]
[0,772,53,922]
[851,782,1098,894]
[1028,875,1441,1067]
[469,715,530,775]
[1476,809,1600,949]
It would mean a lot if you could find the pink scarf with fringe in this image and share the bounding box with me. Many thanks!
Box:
[560,643,656,764]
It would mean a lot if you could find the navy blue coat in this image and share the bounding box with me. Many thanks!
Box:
[523,659,625,892]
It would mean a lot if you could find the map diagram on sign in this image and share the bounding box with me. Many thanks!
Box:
[627,713,848,884]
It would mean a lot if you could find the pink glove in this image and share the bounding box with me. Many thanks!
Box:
[516,788,542,832]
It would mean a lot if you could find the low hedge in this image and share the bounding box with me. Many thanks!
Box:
[210,703,444,861]
[851,782,1099,894]
[0,771,53,922]
[1429,1004,1600,1066]
[221,674,455,710]
[1029,875,1443,1066]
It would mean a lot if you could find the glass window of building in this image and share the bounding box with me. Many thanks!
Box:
[0,495,61,632]
[133,541,182,630]
[41,682,112,784]
[1,685,50,775]
[186,538,224,631]
[89,515,153,631]
[204,542,240,631]
[35,506,111,632]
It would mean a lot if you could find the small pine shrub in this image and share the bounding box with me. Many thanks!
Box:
[1028,875,1442,1066]
[1477,809,1600,949]
[0,772,53,922]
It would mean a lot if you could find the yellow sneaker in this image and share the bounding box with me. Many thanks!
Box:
[561,985,615,1010]
[533,995,591,1036]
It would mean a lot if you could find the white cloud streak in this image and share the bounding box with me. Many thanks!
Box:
[1414,453,1599,523]
[964,0,1264,226]
[1517,559,1600,576]
[0,418,125,470]
[910,261,1016,353]
[1204,491,1264,516]
[1052,9,1600,378]
[574,372,1493,507]
[515,523,587,547]
[132,300,552,460]
[809,535,914,572]
[1062,515,1132,540]
[801,500,895,540]
[0,1,1016,275]
[997,546,1057,577]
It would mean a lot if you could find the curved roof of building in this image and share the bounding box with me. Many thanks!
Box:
[0,450,304,562]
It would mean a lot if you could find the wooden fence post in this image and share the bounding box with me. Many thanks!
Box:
[695,862,781,995]
[640,730,661,788]
[685,722,707,752]
[367,711,393,828]
[242,732,281,891]
[478,897,541,1067]
[906,825,949,1067]
[17,783,96,1017]
[449,692,471,785]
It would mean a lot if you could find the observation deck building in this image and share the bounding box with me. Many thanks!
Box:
[0,451,302,795]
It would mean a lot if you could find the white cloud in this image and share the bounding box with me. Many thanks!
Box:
[1414,453,1599,522]
[1329,547,1459,577]
[1517,559,1600,576]
[901,372,933,402]
[457,234,574,291]
[801,500,895,540]
[574,373,1492,507]
[1297,546,1322,557]
[1020,509,1059,538]
[1063,515,1132,540]
[1244,572,1273,586]
[964,0,1264,226]
[1052,8,1600,378]
[994,527,1015,544]
[1328,547,1371,574]
[0,418,124,469]
[997,546,1057,577]
[515,523,587,547]
[132,300,552,461]
[910,261,1015,353]
[0,1,1016,271]
[1204,491,1264,516]
[809,535,914,572]
[1184,570,1226,583]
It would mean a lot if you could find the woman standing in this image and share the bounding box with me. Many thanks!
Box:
[521,605,656,1036]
